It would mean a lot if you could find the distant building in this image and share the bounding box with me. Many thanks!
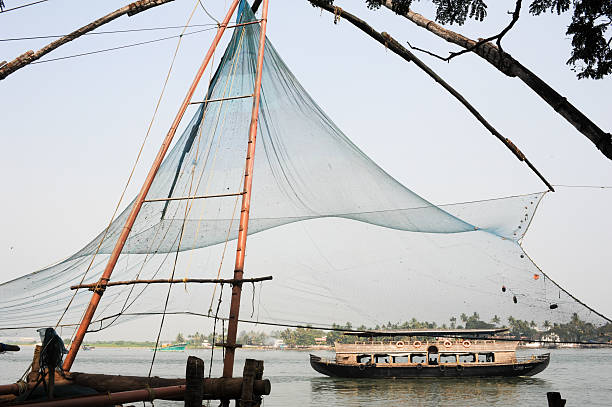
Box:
[314,336,327,345]
[542,333,560,343]
[273,339,285,348]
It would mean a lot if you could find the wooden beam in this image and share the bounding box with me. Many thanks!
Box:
[185,356,205,407]
[143,191,245,202]
[0,372,271,399]
[70,276,273,290]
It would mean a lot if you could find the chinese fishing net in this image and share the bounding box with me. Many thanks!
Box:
[0,1,609,347]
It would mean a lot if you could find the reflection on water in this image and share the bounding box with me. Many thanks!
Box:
[309,376,549,406]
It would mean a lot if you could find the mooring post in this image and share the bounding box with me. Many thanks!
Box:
[239,359,264,407]
[184,356,204,407]
[547,392,567,407]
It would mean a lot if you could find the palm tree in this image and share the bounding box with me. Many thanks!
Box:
[491,315,501,325]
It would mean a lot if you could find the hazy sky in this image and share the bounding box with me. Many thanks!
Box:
[0,0,610,339]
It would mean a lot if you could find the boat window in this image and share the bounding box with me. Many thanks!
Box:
[374,354,390,364]
[440,354,457,364]
[410,354,426,364]
[458,354,476,363]
[357,354,372,364]
[427,345,439,365]
[392,355,409,363]
[478,353,495,363]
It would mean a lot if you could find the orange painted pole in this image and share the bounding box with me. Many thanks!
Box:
[222,0,269,379]
[62,0,242,371]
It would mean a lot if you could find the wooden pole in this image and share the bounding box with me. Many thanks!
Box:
[70,276,272,290]
[547,392,567,407]
[62,0,242,372]
[223,0,270,380]
[184,356,204,407]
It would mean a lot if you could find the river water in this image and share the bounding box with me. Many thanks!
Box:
[2,347,611,406]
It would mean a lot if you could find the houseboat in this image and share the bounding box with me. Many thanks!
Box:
[310,328,550,378]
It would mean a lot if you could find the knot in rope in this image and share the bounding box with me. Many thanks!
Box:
[16,380,28,394]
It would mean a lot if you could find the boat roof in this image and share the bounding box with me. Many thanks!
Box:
[343,328,509,337]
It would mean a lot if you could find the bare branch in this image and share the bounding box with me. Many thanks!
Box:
[406,41,448,61]
[308,0,554,191]
[446,0,522,62]
[377,0,612,160]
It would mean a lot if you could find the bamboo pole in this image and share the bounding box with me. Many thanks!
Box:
[62,0,242,371]
[70,276,272,290]
[223,0,270,380]
[0,0,175,80]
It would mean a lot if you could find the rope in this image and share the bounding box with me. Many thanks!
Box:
[552,184,612,189]
[0,23,218,41]
[0,0,49,14]
[208,283,224,378]
[148,122,205,377]
[147,16,245,373]
[30,27,217,65]
[181,25,247,292]
[179,24,247,285]
[250,282,256,318]
[198,0,220,25]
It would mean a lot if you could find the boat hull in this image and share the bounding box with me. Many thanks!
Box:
[309,354,550,378]
[156,345,186,351]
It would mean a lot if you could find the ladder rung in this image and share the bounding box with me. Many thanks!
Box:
[223,20,263,29]
[189,94,253,105]
[144,192,245,203]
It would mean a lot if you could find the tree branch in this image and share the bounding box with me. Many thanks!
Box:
[378,0,612,160]
[446,0,522,63]
[0,0,175,80]
[308,0,554,191]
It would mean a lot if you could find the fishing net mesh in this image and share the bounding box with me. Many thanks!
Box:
[0,1,609,344]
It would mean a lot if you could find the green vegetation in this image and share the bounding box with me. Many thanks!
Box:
[80,341,157,348]
[16,313,606,349]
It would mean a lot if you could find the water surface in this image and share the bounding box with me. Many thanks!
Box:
[2,347,611,405]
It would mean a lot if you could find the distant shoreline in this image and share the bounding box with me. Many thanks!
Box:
[5,343,610,350]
